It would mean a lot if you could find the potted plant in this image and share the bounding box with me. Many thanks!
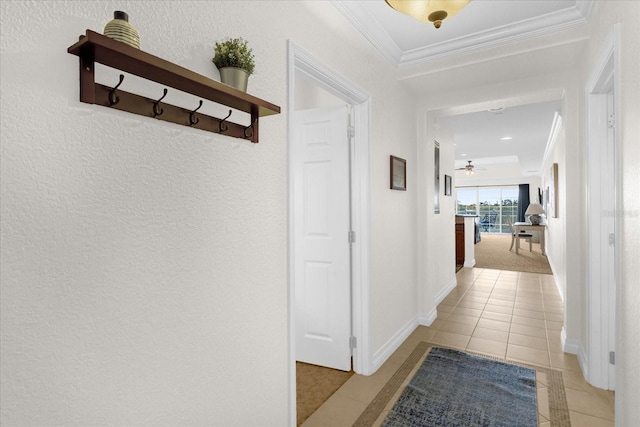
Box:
[212,37,255,93]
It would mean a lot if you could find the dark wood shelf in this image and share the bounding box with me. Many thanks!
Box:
[67,30,280,143]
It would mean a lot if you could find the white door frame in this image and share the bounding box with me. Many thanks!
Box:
[287,41,372,426]
[585,25,621,392]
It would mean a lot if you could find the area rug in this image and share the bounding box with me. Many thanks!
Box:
[354,342,571,427]
[474,233,552,274]
[382,347,537,426]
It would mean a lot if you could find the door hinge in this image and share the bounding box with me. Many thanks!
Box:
[350,336,357,349]
[609,351,615,365]
[608,114,615,128]
[609,233,615,246]
[348,231,356,244]
[347,125,355,140]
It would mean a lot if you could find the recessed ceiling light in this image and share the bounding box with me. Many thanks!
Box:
[500,136,513,141]
[461,153,467,157]
[488,107,505,113]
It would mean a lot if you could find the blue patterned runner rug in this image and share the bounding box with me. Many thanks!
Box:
[382,347,538,427]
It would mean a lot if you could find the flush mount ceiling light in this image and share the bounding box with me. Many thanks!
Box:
[385,0,472,29]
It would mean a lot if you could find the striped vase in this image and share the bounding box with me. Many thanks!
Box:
[103,11,140,49]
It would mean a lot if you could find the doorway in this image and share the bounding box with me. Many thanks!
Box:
[287,41,372,425]
[292,103,352,371]
[586,27,620,391]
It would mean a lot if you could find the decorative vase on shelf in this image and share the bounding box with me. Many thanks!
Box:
[219,67,249,92]
[103,11,140,49]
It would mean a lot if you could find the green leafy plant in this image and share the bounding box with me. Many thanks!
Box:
[212,37,255,75]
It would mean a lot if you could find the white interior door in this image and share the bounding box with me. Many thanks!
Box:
[604,92,616,388]
[293,105,352,371]
[587,63,617,390]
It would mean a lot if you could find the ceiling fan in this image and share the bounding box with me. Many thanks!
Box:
[455,160,484,175]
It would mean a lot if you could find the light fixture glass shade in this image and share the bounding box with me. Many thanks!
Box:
[385,0,472,28]
[525,203,545,224]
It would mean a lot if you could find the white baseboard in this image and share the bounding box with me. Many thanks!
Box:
[561,326,590,380]
[372,276,458,373]
[435,276,457,306]
[577,342,589,381]
[419,308,437,327]
[564,327,589,382]
[561,327,579,354]
[546,255,564,302]
[372,315,419,372]
[463,258,476,268]
[420,276,457,327]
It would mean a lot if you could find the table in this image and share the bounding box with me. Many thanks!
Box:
[514,222,546,255]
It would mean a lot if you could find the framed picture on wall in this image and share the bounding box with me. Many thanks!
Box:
[548,163,559,218]
[434,142,440,213]
[444,175,452,196]
[390,155,406,191]
[544,187,550,217]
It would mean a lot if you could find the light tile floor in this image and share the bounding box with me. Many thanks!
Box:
[302,268,615,427]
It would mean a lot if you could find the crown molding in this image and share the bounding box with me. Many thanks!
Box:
[400,4,591,64]
[332,0,593,67]
[575,0,595,20]
[330,0,402,65]
[541,111,563,172]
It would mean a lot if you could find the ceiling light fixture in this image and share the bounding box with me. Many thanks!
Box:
[455,160,476,175]
[500,136,513,141]
[385,0,472,29]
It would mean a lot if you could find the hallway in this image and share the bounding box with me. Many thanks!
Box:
[302,268,615,426]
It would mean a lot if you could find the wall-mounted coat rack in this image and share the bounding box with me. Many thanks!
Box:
[67,30,280,143]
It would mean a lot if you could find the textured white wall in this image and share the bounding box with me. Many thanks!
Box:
[1,1,421,425]
[371,92,419,351]
[1,1,289,425]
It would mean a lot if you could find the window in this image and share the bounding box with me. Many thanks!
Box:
[455,186,519,234]
[456,188,477,215]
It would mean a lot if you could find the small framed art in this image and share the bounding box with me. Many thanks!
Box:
[548,163,559,218]
[390,155,406,191]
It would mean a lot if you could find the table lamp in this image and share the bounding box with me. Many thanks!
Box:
[525,203,545,225]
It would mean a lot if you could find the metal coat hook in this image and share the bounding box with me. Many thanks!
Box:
[189,100,203,125]
[153,88,168,117]
[244,118,258,139]
[108,74,125,106]
[219,110,232,133]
